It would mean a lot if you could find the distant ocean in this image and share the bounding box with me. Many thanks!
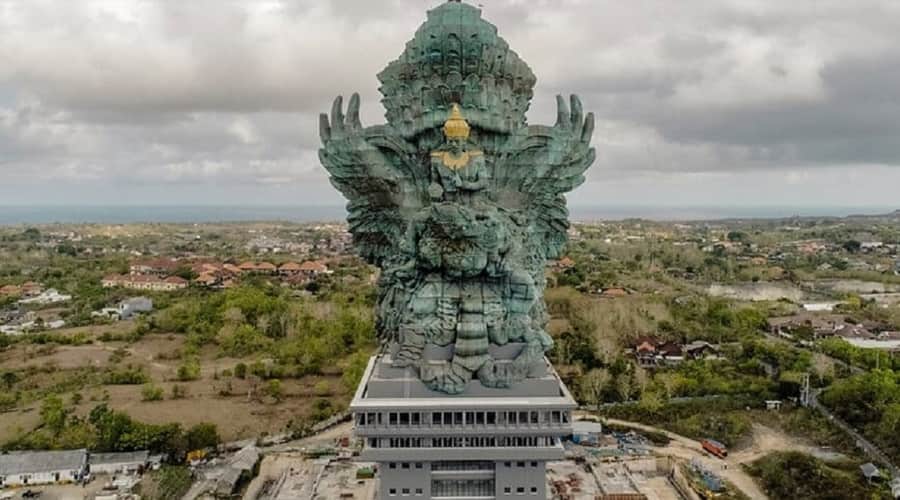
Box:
[0,205,896,226]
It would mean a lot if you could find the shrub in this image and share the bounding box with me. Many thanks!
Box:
[142,384,164,402]
[104,366,148,385]
[176,358,201,382]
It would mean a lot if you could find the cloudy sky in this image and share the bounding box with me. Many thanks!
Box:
[1,0,899,210]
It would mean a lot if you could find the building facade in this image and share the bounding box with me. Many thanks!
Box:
[351,350,576,499]
[0,449,88,487]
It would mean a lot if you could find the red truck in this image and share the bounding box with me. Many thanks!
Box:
[701,439,728,459]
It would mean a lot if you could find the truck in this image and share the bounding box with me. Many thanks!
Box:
[701,439,728,459]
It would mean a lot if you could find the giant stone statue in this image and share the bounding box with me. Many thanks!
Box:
[319,0,595,394]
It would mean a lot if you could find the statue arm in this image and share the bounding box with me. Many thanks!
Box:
[319,93,419,266]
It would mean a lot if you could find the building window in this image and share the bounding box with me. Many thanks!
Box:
[415,463,423,469]
[517,487,525,493]
[402,462,410,469]
[531,461,538,467]
[517,461,525,468]
[415,488,423,495]
[433,413,442,425]
[390,412,398,425]
[487,412,496,425]
[412,412,421,425]
[531,486,538,494]
[389,489,397,495]
[504,487,511,493]
[402,488,410,495]
[389,462,396,469]
[400,412,410,425]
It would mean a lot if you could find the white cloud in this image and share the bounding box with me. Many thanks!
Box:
[0,0,898,207]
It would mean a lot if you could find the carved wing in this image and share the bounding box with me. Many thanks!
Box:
[495,94,596,259]
[319,94,424,266]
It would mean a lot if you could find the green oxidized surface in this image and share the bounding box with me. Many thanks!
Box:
[319,1,595,394]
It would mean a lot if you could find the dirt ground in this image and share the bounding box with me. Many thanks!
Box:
[601,416,774,500]
[0,330,349,442]
[0,481,107,500]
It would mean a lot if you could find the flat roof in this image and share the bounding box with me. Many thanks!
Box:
[0,450,87,475]
[352,354,577,408]
[90,451,149,465]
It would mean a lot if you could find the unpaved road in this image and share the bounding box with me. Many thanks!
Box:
[600,417,813,500]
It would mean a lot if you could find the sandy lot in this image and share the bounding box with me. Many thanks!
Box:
[0,330,350,442]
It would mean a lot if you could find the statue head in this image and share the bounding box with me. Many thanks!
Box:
[443,104,469,153]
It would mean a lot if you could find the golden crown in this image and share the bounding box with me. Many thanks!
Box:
[443,104,470,140]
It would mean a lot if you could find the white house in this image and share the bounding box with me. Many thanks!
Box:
[89,451,149,476]
[802,302,843,312]
[118,297,153,320]
[18,289,72,306]
[0,449,88,487]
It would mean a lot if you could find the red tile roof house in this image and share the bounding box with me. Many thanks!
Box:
[299,260,331,277]
[278,262,303,276]
[238,262,277,274]
[20,281,44,297]
[256,262,277,273]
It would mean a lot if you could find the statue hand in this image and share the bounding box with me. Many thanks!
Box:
[553,94,595,148]
[319,93,366,147]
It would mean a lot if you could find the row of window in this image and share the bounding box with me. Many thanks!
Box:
[356,409,571,428]
[432,479,494,497]
[387,487,424,496]
[386,485,540,497]
[503,485,540,495]
[369,435,560,448]
[386,460,539,471]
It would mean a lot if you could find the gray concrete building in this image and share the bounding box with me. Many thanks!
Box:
[350,347,576,499]
[0,449,88,487]
[88,451,149,476]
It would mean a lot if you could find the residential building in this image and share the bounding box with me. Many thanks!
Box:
[278,262,303,276]
[683,341,721,360]
[20,282,43,297]
[102,275,188,292]
[0,449,88,487]
[802,302,844,312]
[631,337,688,367]
[18,289,72,305]
[237,262,277,274]
[129,258,180,276]
[118,297,153,320]
[299,260,331,277]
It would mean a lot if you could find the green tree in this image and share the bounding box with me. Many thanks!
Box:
[40,395,68,434]
[184,423,219,451]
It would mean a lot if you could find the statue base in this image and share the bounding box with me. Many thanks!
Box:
[350,352,576,499]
